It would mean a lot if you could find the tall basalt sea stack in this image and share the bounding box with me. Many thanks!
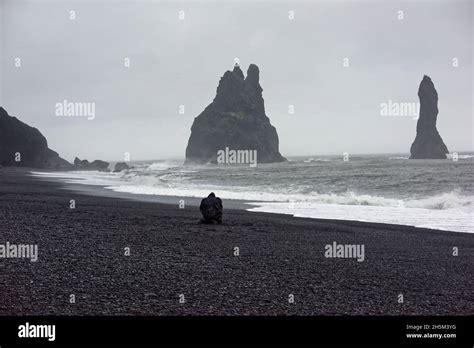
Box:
[410,75,448,159]
[185,64,286,164]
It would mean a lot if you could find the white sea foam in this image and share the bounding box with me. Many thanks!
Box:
[389,156,409,160]
[30,158,474,233]
[304,158,331,163]
[146,161,179,171]
[447,154,474,160]
[247,201,473,233]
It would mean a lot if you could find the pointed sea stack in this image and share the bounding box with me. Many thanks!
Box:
[185,64,286,164]
[410,75,448,159]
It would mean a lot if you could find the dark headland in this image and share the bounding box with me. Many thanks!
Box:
[1,167,472,315]
[0,107,126,173]
[0,107,71,170]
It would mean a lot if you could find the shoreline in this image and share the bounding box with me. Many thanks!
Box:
[0,166,473,315]
[32,174,253,211]
[29,168,472,235]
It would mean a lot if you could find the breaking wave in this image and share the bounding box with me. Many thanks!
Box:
[30,155,474,233]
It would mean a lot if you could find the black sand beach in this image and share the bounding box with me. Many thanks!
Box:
[0,167,473,315]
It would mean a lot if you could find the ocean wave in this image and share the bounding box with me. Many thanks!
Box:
[107,182,472,212]
[31,170,472,212]
[304,191,472,210]
[30,154,473,233]
[313,192,404,207]
[303,158,331,163]
[447,154,474,160]
[145,161,179,172]
[406,191,472,210]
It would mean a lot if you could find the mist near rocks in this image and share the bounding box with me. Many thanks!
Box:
[0,0,472,162]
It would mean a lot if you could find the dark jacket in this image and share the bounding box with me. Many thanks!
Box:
[200,192,223,223]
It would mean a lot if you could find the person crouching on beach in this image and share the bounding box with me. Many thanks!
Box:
[200,192,223,223]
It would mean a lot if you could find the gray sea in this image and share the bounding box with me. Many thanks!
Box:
[33,153,474,233]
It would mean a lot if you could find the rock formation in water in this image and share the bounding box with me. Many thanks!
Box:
[113,162,130,172]
[185,64,286,164]
[0,107,72,169]
[74,157,110,171]
[410,75,448,159]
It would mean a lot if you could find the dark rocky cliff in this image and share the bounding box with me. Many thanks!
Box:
[0,107,72,169]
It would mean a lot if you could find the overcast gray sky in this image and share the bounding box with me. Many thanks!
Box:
[1,0,472,162]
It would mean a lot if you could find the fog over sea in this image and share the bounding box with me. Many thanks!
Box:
[33,153,474,233]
